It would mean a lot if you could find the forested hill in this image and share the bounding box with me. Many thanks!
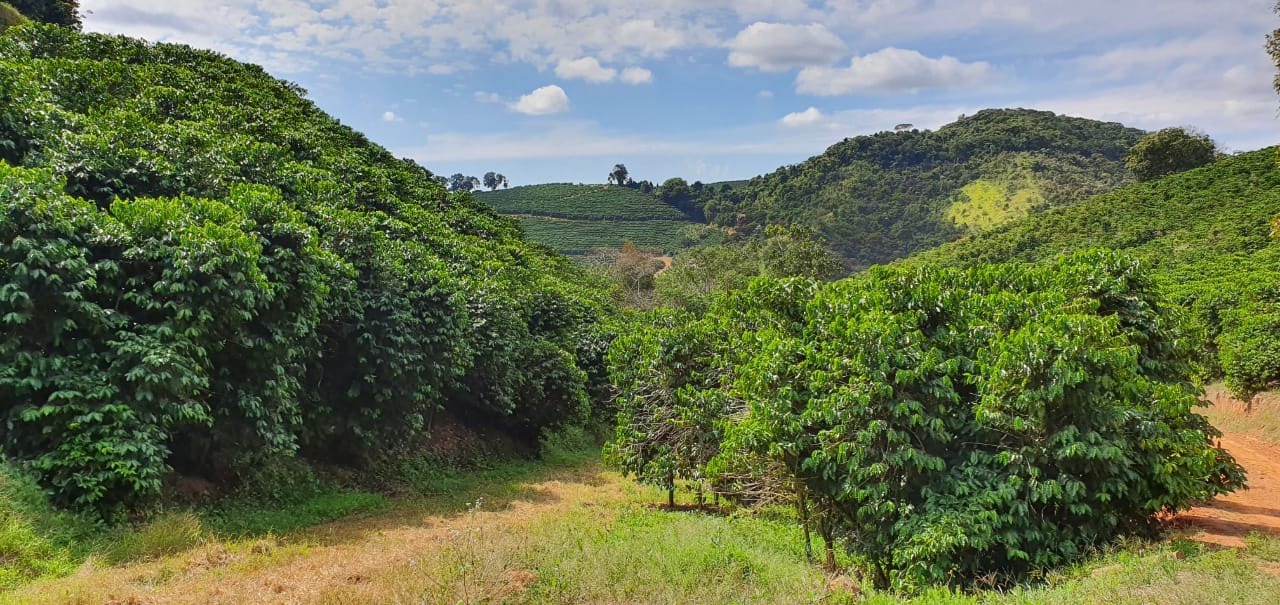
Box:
[0,25,613,514]
[909,147,1280,401]
[704,109,1147,267]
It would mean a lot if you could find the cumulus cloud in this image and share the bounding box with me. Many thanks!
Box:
[556,57,618,83]
[796,48,992,95]
[621,67,654,84]
[510,85,570,115]
[779,107,825,127]
[728,22,847,72]
[383,111,402,122]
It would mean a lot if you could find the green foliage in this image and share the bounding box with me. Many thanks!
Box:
[914,148,1280,401]
[479,183,691,221]
[610,252,1243,589]
[656,225,841,311]
[6,0,75,29]
[706,109,1144,266]
[516,216,700,255]
[0,24,615,515]
[1271,5,1280,107]
[478,183,707,256]
[1125,128,1217,182]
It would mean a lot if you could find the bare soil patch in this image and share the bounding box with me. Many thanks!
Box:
[1177,389,1280,548]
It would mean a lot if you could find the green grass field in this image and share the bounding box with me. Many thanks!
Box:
[10,451,1280,604]
[516,216,697,255]
[478,184,690,221]
[477,184,706,255]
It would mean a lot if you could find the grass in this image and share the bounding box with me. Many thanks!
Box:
[0,463,99,590]
[476,183,710,255]
[478,184,692,221]
[103,512,205,565]
[6,419,1280,603]
[516,216,700,255]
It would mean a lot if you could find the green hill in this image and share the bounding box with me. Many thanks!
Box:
[0,24,612,516]
[909,147,1280,400]
[705,109,1147,267]
[477,183,709,255]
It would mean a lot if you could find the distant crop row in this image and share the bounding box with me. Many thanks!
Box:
[481,184,691,221]
[517,217,695,254]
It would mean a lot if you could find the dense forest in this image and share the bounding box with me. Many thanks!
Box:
[703,110,1147,267]
[0,24,615,516]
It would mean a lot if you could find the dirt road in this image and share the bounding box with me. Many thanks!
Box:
[1178,433,1280,548]
[10,465,637,605]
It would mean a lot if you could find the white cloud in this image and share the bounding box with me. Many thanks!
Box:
[728,22,847,72]
[621,67,654,85]
[510,85,570,115]
[474,91,501,103]
[796,48,993,95]
[779,107,825,127]
[425,64,464,75]
[556,57,618,83]
[1072,33,1254,81]
[758,89,775,98]
[383,111,402,122]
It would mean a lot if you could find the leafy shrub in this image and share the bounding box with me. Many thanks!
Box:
[913,148,1280,402]
[610,251,1243,589]
[1125,128,1217,182]
[0,24,615,516]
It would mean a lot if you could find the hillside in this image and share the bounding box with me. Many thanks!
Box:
[909,147,1280,399]
[705,109,1147,267]
[0,23,613,519]
[477,183,707,255]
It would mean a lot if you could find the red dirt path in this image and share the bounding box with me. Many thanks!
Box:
[1177,433,1280,548]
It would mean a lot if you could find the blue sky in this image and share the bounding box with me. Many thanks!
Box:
[83,0,1280,186]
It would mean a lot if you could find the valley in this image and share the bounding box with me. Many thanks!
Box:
[2,2,1280,603]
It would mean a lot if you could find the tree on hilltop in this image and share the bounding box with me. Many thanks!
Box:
[448,173,481,192]
[607,163,630,186]
[9,0,79,28]
[483,171,508,191]
[1125,127,1217,182]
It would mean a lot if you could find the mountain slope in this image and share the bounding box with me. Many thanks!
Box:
[705,109,1147,267]
[477,184,709,255]
[909,147,1280,399]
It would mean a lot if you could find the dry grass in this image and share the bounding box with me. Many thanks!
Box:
[1202,384,1280,447]
[8,394,1280,604]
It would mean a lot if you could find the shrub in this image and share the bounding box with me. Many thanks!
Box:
[610,251,1244,589]
[1125,127,1217,182]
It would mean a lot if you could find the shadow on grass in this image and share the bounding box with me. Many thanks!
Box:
[642,502,734,517]
[198,450,610,545]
